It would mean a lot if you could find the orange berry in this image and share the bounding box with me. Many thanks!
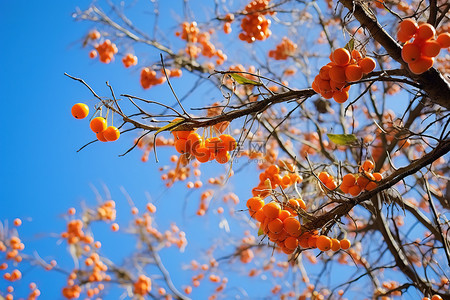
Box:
[263,202,281,219]
[71,103,89,119]
[333,48,351,66]
[90,117,107,134]
[219,134,237,151]
[397,30,415,43]
[340,238,351,250]
[318,171,331,183]
[365,181,378,191]
[175,139,189,154]
[331,238,341,251]
[316,235,332,251]
[319,65,332,80]
[246,197,265,212]
[358,57,376,73]
[357,176,370,189]
[399,19,418,36]
[312,80,321,93]
[340,184,350,193]
[408,56,434,74]
[284,236,299,250]
[111,223,119,232]
[268,218,284,234]
[373,172,383,181]
[351,49,362,61]
[431,296,443,300]
[333,90,349,104]
[402,43,421,63]
[96,131,108,142]
[103,126,120,141]
[195,146,214,163]
[422,40,441,57]
[361,160,375,172]
[307,235,318,248]
[436,32,450,48]
[345,64,363,82]
[326,180,337,190]
[342,174,356,186]
[215,150,230,164]
[349,185,362,196]
[283,217,301,236]
[173,130,191,140]
[13,218,22,226]
[416,23,435,41]
[329,65,346,83]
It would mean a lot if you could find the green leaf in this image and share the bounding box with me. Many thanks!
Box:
[156,118,184,135]
[327,133,357,145]
[230,73,262,86]
[344,38,355,52]
[258,227,265,236]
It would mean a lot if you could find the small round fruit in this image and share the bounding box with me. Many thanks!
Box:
[71,103,89,119]
[436,32,450,48]
[263,202,281,219]
[333,90,349,104]
[358,57,376,73]
[421,40,441,57]
[103,126,120,141]
[340,238,351,250]
[333,48,351,66]
[90,117,107,133]
[416,23,435,41]
[345,64,363,82]
[96,131,108,142]
[316,235,332,251]
[408,56,434,74]
[399,19,418,36]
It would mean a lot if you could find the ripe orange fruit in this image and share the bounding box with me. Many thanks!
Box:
[263,202,281,219]
[13,218,22,226]
[333,90,349,104]
[361,160,374,172]
[253,209,266,222]
[318,171,331,183]
[326,180,337,190]
[284,236,298,250]
[175,139,188,153]
[436,32,450,48]
[399,19,418,36]
[90,117,107,134]
[408,56,434,74]
[373,172,383,181]
[215,150,230,164]
[298,233,311,248]
[421,40,441,57]
[397,30,415,43]
[329,65,347,83]
[278,210,291,221]
[205,137,224,154]
[342,174,356,186]
[71,103,89,119]
[96,131,108,142]
[312,80,321,93]
[333,48,351,66]
[195,146,214,163]
[348,185,362,196]
[357,176,370,189]
[416,23,435,41]
[345,64,363,82]
[319,65,332,80]
[111,223,119,232]
[402,43,421,63]
[173,130,191,140]
[268,218,284,234]
[187,132,202,152]
[283,217,300,236]
[358,57,376,73]
[246,197,265,212]
[431,295,443,300]
[340,184,350,194]
[103,126,120,141]
[331,238,341,251]
[340,238,351,250]
[307,235,318,248]
[365,181,377,191]
[330,79,346,91]
[351,49,362,61]
[316,235,332,251]
[219,134,237,151]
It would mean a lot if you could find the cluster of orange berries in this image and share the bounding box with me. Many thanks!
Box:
[92,39,118,64]
[71,103,120,142]
[140,67,182,89]
[62,285,81,299]
[172,128,237,164]
[97,200,117,221]
[61,219,87,244]
[133,275,152,296]
[122,53,138,68]
[246,197,351,254]
[317,160,383,196]
[312,48,376,103]
[268,37,298,60]
[397,19,450,74]
[222,13,235,34]
[251,163,302,198]
[176,22,227,64]
[239,0,273,43]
